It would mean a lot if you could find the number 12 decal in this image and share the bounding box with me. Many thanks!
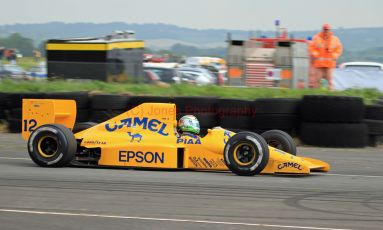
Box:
[23,119,37,132]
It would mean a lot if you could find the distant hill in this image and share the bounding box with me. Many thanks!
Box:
[1,22,383,51]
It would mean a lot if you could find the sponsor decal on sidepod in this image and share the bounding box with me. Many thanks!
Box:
[118,150,165,163]
[105,117,168,136]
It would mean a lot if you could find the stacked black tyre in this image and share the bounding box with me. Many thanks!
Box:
[45,92,90,122]
[5,93,45,133]
[90,94,130,123]
[252,98,301,135]
[364,104,383,146]
[128,96,174,110]
[299,95,368,147]
[175,96,218,132]
[217,98,254,133]
[0,93,9,121]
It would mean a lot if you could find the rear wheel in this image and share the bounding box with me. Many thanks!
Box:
[28,124,77,167]
[224,132,269,176]
[261,130,297,155]
[72,122,97,133]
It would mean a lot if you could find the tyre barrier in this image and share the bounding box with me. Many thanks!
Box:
[300,122,368,148]
[364,104,383,146]
[217,98,254,132]
[3,92,45,133]
[175,96,217,113]
[90,94,130,123]
[0,92,381,148]
[253,98,301,136]
[299,95,368,147]
[46,92,90,122]
[301,95,365,123]
[0,93,9,120]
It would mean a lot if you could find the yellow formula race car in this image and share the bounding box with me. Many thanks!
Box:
[21,99,330,176]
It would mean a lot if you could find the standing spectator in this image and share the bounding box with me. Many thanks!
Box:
[5,49,11,62]
[6,49,17,64]
[309,24,343,90]
[33,49,41,62]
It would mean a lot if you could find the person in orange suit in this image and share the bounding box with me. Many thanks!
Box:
[309,23,343,90]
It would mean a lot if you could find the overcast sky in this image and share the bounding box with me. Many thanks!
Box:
[2,0,382,30]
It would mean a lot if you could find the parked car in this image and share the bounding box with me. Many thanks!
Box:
[200,65,228,85]
[0,64,12,78]
[178,70,212,86]
[2,64,26,79]
[27,64,47,79]
[143,70,160,83]
[177,66,215,85]
[339,62,383,71]
[143,63,181,84]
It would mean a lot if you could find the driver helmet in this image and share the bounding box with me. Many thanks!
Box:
[178,115,200,135]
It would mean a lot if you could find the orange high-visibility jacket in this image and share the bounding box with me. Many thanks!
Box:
[309,32,343,68]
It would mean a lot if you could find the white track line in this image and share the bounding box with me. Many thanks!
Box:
[312,173,383,178]
[0,157,30,160]
[0,208,352,230]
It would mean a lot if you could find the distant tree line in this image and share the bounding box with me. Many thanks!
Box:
[0,33,35,56]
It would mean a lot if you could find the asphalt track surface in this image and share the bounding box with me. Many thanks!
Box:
[0,133,382,230]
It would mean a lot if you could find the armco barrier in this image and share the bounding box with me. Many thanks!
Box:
[0,92,381,147]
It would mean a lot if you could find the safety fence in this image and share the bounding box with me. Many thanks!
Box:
[0,92,382,147]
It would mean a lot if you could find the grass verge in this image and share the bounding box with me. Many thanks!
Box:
[0,79,382,104]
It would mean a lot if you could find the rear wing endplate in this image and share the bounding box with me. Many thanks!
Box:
[22,99,76,140]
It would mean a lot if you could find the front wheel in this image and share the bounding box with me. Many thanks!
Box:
[224,132,269,176]
[261,130,297,156]
[28,124,77,167]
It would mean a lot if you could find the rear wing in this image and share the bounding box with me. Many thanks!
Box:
[22,99,77,140]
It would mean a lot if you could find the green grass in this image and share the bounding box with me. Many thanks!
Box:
[0,79,382,104]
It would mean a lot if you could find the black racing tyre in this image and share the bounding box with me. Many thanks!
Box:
[90,109,124,123]
[219,115,252,129]
[90,94,129,110]
[224,132,269,176]
[72,122,98,133]
[27,124,77,167]
[128,96,174,109]
[364,119,383,135]
[175,96,218,113]
[217,98,254,116]
[177,113,218,128]
[252,114,298,130]
[253,98,301,114]
[301,95,365,123]
[365,105,383,120]
[261,130,297,155]
[45,92,90,109]
[299,122,368,148]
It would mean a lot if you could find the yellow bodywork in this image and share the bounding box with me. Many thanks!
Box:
[22,100,330,174]
[22,99,76,140]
